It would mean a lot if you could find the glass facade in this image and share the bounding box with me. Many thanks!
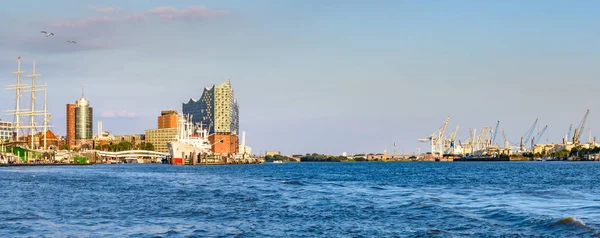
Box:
[183,80,239,135]
[75,100,93,140]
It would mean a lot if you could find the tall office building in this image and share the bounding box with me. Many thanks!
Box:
[75,94,93,142]
[66,103,76,147]
[158,110,178,129]
[182,80,239,135]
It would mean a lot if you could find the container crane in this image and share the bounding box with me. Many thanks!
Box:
[418,116,450,157]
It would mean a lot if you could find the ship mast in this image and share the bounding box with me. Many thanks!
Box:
[4,57,53,150]
[43,84,48,150]
[5,56,28,141]
[27,61,41,149]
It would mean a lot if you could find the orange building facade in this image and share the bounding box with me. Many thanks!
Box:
[66,103,76,147]
[208,134,239,155]
[158,110,178,129]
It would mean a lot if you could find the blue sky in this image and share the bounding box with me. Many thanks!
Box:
[1,0,599,155]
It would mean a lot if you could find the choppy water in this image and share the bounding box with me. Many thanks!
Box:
[1,162,599,237]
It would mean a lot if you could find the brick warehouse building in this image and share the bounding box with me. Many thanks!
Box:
[208,134,239,155]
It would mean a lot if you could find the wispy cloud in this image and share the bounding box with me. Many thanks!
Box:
[124,12,146,21]
[100,110,138,118]
[1,5,229,54]
[47,16,114,28]
[147,6,229,21]
[92,6,120,13]
[45,5,228,29]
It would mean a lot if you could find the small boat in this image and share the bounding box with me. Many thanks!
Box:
[273,160,284,164]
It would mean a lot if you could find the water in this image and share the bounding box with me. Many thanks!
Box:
[1,162,599,237]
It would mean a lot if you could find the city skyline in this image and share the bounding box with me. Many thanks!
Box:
[1,1,600,155]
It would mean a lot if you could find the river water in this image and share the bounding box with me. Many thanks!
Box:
[1,162,599,237]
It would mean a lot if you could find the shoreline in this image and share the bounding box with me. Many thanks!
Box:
[0,163,92,167]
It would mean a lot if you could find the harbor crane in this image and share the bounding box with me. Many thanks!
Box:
[492,121,500,146]
[502,128,509,149]
[573,109,590,144]
[534,124,549,145]
[521,118,539,151]
[446,125,460,154]
[418,116,450,157]
[566,124,573,143]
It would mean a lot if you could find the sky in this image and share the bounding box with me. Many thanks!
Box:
[1,0,599,155]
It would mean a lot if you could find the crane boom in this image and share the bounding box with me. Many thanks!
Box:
[577,109,590,139]
[492,120,500,146]
[450,125,459,141]
[534,125,549,144]
[439,116,450,143]
[567,124,573,142]
[502,128,508,149]
[523,118,539,144]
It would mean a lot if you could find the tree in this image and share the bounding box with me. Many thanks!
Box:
[265,154,291,162]
[60,144,70,151]
[140,142,154,151]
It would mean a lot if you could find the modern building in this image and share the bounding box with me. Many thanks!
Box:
[66,103,76,147]
[182,80,239,135]
[144,128,177,153]
[0,120,13,142]
[74,93,93,146]
[158,110,178,129]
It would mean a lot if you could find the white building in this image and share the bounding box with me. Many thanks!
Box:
[0,120,12,142]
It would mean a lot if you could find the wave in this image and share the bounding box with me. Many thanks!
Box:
[550,217,586,228]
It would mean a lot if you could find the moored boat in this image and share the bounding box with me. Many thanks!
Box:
[167,114,211,165]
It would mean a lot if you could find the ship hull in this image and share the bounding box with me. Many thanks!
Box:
[167,141,211,165]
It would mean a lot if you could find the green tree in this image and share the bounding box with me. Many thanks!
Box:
[60,144,70,150]
[353,157,367,162]
[140,142,155,151]
[265,154,292,162]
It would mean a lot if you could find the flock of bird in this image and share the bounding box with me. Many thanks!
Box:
[40,30,76,44]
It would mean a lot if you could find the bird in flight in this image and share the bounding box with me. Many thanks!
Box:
[40,31,54,37]
[66,40,77,44]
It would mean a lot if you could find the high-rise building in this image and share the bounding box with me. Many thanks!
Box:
[66,103,76,147]
[0,119,13,142]
[75,95,93,142]
[183,80,239,135]
[158,110,178,129]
